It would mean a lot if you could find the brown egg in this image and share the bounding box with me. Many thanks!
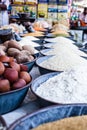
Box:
[0,79,10,93]
[19,71,31,84]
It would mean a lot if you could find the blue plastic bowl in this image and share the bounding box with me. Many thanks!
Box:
[43,42,57,49]
[46,33,55,38]
[8,104,87,130]
[30,72,62,107]
[23,60,35,72]
[23,55,37,72]
[32,40,51,44]
[36,56,62,75]
[0,82,31,115]
[0,116,7,129]
[34,36,45,40]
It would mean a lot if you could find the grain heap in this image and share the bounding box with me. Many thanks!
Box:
[52,23,69,37]
[33,115,87,130]
[40,36,87,71]
[45,36,74,43]
[40,51,87,71]
[45,37,87,57]
[36,66,87,104]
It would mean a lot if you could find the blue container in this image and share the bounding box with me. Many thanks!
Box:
[0,116,7,128]
[0,83,31,115]
[23,60,35,72]
[46,33,55,38]
[35,46,46,51]
[31,72,61,107]
[36,56,62,75]
[43,43,56,48]
[23,55,37,72]
[8,104,87,130]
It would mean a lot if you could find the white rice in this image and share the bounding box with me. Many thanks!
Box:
[45,38,87,57]
[40,36,87,71]
[18,36,40,47]
[40,51,87,71]
[44,36,75,43]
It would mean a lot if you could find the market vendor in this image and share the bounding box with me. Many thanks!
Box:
[70,6,79,28]
[79,7,87,26]
[0,0,10,26]
[79,7,87,41]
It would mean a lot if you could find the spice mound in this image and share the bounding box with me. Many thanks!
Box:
[33,115,87,130]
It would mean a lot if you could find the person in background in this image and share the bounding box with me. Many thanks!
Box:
[0,0,10,26]
[70,6,79,28]
[79,7,87,41]
[79,7,87,24]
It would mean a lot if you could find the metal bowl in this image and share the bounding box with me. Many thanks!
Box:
[46,33,55,38]
[0,116,7,129]
[35,45,46,51]
[23,55,37,72]
[43,43,56,49]
[44,38,56,43]
[31,72,61,106]
[32,40,51,44]
[36,55,62,75]
[8,104,87,130]
[0,82,31,115]
[0,29,13,43]
[34,36,46,40]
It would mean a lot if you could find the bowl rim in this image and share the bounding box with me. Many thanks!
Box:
[23,54,37,65]
[36,55,63,72]
[43,42,57,49]
[30,72,63,105]
[0,116,7,128]
[8,103,87,130]
[30,72,87,104]
[0,79,31,96]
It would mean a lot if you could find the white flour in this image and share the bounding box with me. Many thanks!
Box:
[36,66,87,104]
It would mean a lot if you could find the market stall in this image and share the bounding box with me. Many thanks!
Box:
[1,0,87,130]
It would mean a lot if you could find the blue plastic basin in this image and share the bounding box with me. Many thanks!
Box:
[8,104,87,130]
[0,83,31,115]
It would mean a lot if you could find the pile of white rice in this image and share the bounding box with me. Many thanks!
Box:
[44,37,87,57]
[40,37,87,71]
